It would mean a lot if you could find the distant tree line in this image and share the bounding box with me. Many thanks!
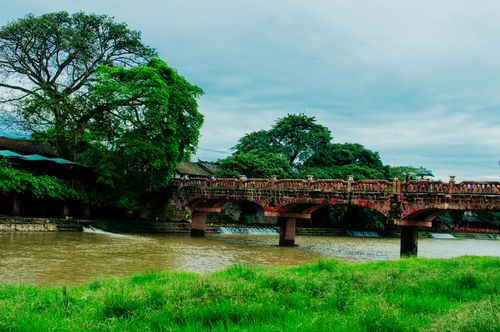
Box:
[216,113,429,182]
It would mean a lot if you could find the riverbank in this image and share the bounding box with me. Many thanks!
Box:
[1,256,498,331]
[0,216,85,232]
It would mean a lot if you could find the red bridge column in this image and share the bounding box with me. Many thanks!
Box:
[279,217,296,246]
[400,226,418,257]
[191,210,208,237]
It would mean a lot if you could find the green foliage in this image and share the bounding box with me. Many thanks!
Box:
[217,152,293,179]
[304,164,387,180]
[233,113,332,166]
[303,143,389,180]
[223,115,394,182]
[0,160,75,199]
[306,143,384,169]
[79,59,203,209]
[233,130,274,156]
[0,257,498,331]
[270,113,332,165]
[389,165,433,180]
[220,113,335,179]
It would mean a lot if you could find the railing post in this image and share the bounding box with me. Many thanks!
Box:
[239,175,247,188]
[307,175,313,191]
[271,174,277,189]
[393,176,400,194]
[347,175,354,192]
[448,176,456,195]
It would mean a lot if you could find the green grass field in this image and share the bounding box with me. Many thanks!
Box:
[1,256,499,331]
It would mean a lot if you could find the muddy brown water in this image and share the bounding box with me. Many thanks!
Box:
[0,231,499,286]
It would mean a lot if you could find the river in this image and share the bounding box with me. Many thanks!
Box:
[0,231,499,286]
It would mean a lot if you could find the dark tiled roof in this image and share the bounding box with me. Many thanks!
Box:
[0,150,81,165]
[175,161,219,177]
[0,137,58,157]
[198,161,219,174]
[175,161,211,177]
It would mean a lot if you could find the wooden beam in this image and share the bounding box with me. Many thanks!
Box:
[278,212,311,219]
[264,211,313,219]
[395,220,432,228]
[192,207,222,213]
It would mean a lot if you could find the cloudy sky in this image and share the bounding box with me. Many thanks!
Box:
[2,1,500,181]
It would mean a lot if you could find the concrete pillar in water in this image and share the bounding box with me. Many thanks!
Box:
[279,217,296,246]
[191,210,208,237]
[400,226,418,257]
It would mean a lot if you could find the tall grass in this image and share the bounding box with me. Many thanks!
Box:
[0,256,498,331]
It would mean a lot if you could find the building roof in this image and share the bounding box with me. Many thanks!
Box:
[0,150,82,165]
[175,161,219,177]
[0,131,27,139]
[0,136,58,157]
[175,161,211,177]
[198,161,219,174]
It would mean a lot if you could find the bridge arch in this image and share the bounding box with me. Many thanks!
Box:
[219,200,264,224]
[172,177,500,256]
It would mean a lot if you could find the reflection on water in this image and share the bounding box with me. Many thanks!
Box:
[0,231,499,286]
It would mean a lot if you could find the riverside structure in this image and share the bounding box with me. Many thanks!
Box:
[171,176,500,257]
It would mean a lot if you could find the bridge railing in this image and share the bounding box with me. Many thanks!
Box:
[400,180,449,193]
[454,182,500,194]
[310,180,347,191]
[172,178,500,195]
[351,180,392,192]
[174,178,392,192]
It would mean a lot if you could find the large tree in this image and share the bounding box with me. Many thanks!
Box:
[233,113,332,167]
[0,11,156,159]
[80,58,203,209]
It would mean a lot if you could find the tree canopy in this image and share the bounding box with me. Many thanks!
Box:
[218,114,395,181]
[388,166,434,181]
[217,152,293,179]
[0,11,156,159]
[80,59,203,208]
[233,113,332,168]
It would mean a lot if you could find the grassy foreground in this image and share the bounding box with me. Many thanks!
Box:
[1,257,499,331]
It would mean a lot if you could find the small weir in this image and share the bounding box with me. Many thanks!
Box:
[346,230,381,238]
[429,233,457,239]
[217,226,278,235]
[82,226,132,237]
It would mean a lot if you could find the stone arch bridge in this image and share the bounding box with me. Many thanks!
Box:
[171,176,500,257]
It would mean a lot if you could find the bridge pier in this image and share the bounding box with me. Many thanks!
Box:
[191,211,207,237]
[400,226,418,257]
[279,217,296,246]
